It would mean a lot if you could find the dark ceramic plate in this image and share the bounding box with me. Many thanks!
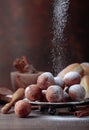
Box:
[29,98,89,108]
[26,98,89,115]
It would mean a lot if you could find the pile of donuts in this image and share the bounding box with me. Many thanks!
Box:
[24,62,89,103]
[15,62,89,117]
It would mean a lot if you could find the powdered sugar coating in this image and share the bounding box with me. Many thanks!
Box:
[69,84,85,101]
[54,76,65,89]
[37,72,55,90]
[25,84,42,101]
[46,85,63,102]
[63,71,81,86]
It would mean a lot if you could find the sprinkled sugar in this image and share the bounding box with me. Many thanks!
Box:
[50,0,71,75]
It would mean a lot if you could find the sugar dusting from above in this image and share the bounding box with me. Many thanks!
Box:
[51,0,70,75]
[52,0,70,41]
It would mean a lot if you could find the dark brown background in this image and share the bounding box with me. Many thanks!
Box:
[0,0,89,88]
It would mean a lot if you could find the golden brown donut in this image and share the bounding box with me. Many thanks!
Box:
[80,75,89,98]
[80,62,89,75]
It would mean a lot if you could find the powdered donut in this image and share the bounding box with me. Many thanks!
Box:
[63,71,81,86]
[14,100,31,118]
[54,76,65,89]
[68,84,86,101]
[37,72,55,90]
[25,84,43,101]
[46,85,63,102]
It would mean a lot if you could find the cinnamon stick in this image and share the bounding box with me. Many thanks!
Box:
[74,108,89,117]
[58,106,89,117]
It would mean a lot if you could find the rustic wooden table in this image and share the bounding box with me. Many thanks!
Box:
[0,105,89,130]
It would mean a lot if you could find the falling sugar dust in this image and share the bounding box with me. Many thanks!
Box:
[51,0,73,75]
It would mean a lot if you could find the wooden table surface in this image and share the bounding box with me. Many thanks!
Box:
[0,105,89,130]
